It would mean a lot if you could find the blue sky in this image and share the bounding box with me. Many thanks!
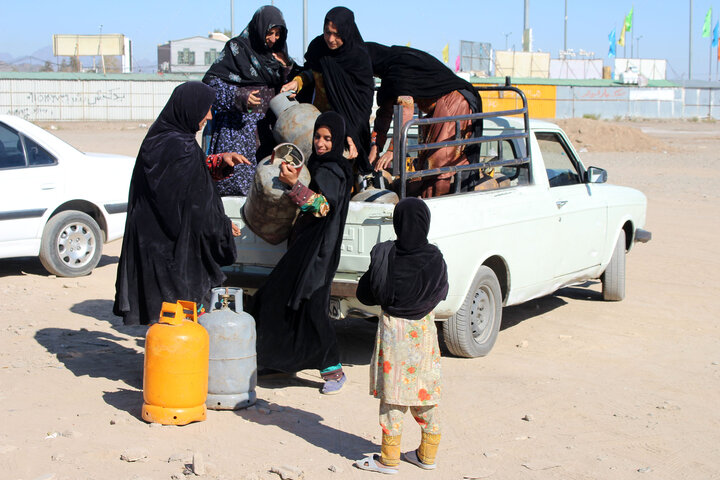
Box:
[2,0,718,80]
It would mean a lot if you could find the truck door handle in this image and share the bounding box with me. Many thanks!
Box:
[556,200,568,209]
[40,183,56,190]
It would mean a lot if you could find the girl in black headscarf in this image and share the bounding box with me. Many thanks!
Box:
[354,197,448,473]
[281,6,374,176]
[251,111,353,394]
[203,5,295,196]
[365,42,483,197]
[113,82,246,325]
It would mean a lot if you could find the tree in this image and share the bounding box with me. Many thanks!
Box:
[40,61,54,72]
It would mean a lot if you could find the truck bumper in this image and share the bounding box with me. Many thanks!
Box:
[634,228,652,243]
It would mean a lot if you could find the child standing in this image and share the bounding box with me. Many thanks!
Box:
[354,197,449,474]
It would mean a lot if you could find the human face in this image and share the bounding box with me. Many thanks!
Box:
[313,126,333,155]
[199,108,212,131]
[323,21,343,50]
[265,26,282,49]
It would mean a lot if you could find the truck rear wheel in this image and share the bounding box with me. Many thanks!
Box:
[443,266,502,358]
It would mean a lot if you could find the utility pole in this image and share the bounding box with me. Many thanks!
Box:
[564,0,568,51]
[689,0,693,79]
[523,0,530,51]
[303,0,308,54]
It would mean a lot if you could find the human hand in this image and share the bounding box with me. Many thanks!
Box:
[272,52,288,66]
[247,90,261,109]
[374,151,393,171]
[278,162,299,186]
[368,145,378,164]
[346,136,358,159]
[221,152,250,168]
[281,80,298,98]
[231,222,242,237]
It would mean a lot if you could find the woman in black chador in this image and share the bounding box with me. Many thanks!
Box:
[251,111,352,394]
[113,81,243,325]
[281,7,374,176]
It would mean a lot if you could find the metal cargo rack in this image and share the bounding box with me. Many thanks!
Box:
[391,77,532,198]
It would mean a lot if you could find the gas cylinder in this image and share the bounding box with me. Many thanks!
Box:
[243,143,311,245]
[199,287,257,410]
[142,300,209,425]
[270,91,321,160]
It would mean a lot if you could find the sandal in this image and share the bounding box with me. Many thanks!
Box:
[402,450,436,470]
[354,454,398,474]
[321,372,346,395]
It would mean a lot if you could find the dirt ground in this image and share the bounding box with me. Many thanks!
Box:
[1,118,719,480]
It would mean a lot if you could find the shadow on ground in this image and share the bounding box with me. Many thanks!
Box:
[0,254,119,278]
[236,401,377,460]
[34,325,147,417]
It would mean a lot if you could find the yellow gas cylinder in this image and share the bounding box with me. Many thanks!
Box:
[141,300,209,425]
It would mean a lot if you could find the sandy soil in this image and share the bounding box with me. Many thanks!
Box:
[2,118,719,480]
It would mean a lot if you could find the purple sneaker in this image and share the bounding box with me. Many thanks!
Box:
[321,373,346,395]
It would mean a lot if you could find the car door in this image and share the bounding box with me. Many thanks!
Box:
[0,121,61,255]
[535,131,607,278]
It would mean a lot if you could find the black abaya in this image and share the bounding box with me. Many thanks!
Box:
[302,7,374,174]
[251,112,352,372]
[113,82,237,325]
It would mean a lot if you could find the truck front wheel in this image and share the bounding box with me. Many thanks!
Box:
[443,266,503,358]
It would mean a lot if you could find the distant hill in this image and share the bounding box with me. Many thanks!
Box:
[0,45,155,73]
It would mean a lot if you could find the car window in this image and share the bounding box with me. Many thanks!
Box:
[0,123,26,169]
[536,131,582,187]
[479,139,529,187]
[21,135,57,166]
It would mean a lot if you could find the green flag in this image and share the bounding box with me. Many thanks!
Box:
[625,7,634,32]
[702,7,712,37]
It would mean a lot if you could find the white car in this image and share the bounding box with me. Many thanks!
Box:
[0,115,135,277]
[221,85,651,358]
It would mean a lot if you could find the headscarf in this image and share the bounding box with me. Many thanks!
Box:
[202,5,289,88]
[303,7,374,173]
[308,111,352,179]
[358,198,449,320]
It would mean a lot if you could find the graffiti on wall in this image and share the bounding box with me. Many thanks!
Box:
[578,88,626,100]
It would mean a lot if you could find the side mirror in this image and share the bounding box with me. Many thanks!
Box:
[586,166,607,184]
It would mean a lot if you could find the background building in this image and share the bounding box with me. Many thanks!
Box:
[157,33,228,74]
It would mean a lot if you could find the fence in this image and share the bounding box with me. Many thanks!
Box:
[1,73,719,121]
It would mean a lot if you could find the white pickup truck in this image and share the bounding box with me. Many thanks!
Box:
[221,84,651,358]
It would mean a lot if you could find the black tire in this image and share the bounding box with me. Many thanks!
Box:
[443,266,503,358]
[601,229,626,301]
[39,211,103,277]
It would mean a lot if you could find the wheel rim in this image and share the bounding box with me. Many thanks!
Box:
[470,284,495,343]
[55,221,96,270]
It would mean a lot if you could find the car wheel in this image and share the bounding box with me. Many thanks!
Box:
[443,266,503,358]
[601,229,626,301]
[39,211,103,277]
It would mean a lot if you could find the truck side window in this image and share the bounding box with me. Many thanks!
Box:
[536,132,582,187]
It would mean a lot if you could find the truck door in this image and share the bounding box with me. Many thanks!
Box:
[536,131,607,278]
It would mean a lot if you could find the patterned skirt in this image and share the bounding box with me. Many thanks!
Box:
[369,312,442,406]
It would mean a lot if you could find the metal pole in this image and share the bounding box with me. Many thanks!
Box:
[564,0,567,51]
[303,0,308,55]
[523,0,529,52]
[231,0,234,38]
[689,0,693,79]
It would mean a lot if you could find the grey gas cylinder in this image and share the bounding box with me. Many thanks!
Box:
[199,287,257,410]
[243,143,311,245]
[270,91,321,160]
